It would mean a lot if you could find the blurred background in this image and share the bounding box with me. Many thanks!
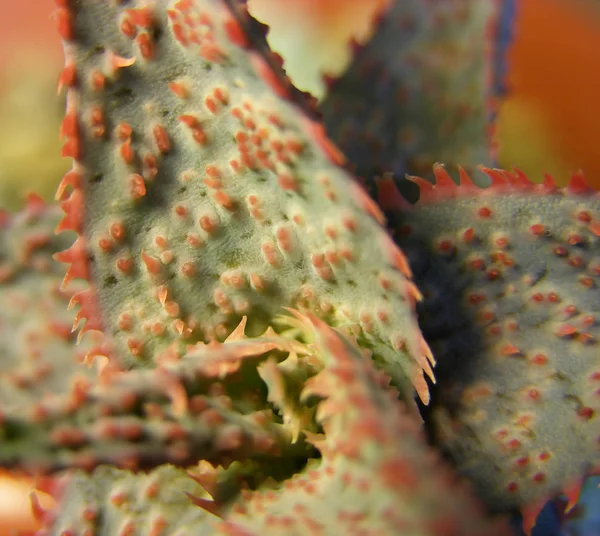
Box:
[1,0,600,533]
[246,0,600,186]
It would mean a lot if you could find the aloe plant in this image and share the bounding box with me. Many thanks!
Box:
[1,1,598,535]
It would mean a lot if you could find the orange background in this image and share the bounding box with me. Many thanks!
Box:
[500,0,600,183]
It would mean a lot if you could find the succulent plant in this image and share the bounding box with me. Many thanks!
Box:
[379,166,600,532]
[1,0,599,534]
[321,0,499,182]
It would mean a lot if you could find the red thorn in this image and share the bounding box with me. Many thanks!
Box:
[249,52,289,100]
[406,174,439,204]
[380,232,412,278]
[56,170,82,201]
[562,479,584,513]
[521,500,546,536]
[34,474,66,498]
[29,492,50,524]
[61,137,81,160]
[57,188,85,233]
[60,110,78,139]
[350,180,385,225]
[374,174,411,212]
[184,492,221,517]
[456,165,477,188]
[505,167,532,189]
[25,193,47,214]
[58,63,77,94]
[567,170,593,196]
[432,163,457,189]
[69,288,104,334]
[54,236,89,288]
[301,116,346,167]
[55,7,74,41]
[187,471,218,498]
[84,341,115,364]
[540,173,559,193]
[108,52,136,74]
[479,166,508,188]
[406,174,433,191]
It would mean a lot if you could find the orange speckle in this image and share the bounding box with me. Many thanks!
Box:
[590,221,600,236]
[143,153,159,180]
[141,250,161,274]
[173,23,189,47]
[506,482,519,493]
[129,174,146,200]
[136,32,155,59]
[98,237,113,252]
[120,140,135,165]
[181,261,196,277]
[213,87,228,104]
[89,106,105,137]
[120,17,137,38]
[199,215,216,234]
[506,438,521,450]
[529,223,546,236]
[164,301,180,317]
[578,406,595,420]
[169,80,189,99]
[463,227,475,242]
[186,233,203,247]
[214,190,234,210]
[261,241,281,267]
[278,173,298,191]
[532,472,546,483]
[531,353,548,365]
[501,343,520,356]
[116,122,133,141]
[127,7,154,28]
[199,41,225,63]
[205,95,217,114]
[90,70,105,92]
[555,324,578,337]
[250,273,266,291]
[477,206,493,218]
[153,125,171,154]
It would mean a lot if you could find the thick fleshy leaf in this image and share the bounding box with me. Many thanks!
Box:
[216,312,511,535]
[321,0,509,186]
[378,167,600,526]
[54,0,432,405]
